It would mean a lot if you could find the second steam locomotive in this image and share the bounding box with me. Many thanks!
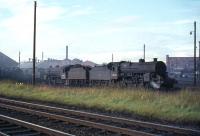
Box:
[61,58,175,89]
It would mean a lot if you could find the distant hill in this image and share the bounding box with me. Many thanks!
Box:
[0,52,18,68]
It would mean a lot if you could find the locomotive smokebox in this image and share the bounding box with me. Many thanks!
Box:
[139,59,145,63]
[155,61,166,77]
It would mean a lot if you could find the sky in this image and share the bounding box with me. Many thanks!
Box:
[0,0,199,64]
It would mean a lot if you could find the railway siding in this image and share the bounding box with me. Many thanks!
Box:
[0,97,199,136]
[0,97,199,135]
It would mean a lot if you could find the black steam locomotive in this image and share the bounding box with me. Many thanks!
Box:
[62,58,176,89]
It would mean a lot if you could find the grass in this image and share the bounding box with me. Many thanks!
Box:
[0,81,200,124]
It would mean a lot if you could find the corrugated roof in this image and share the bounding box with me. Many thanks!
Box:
[20,62,33,69]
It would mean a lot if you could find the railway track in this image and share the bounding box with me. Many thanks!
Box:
[0,97,199,136]
[0,114,73,136]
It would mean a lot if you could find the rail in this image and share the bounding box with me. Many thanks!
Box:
[0,97,199,136]
[0,103,152,136]
[0,114,74,136]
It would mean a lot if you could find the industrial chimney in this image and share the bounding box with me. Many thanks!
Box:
[42,52,44,61]
[66,45,68,60]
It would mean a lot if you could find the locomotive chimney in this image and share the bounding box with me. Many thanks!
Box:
[66,45,68,60]
[139,59,145,63]
[153,58,157,62]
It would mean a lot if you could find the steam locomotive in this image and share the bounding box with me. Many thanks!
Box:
[62,58,176,89]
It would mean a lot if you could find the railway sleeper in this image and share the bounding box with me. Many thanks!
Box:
[15,132,41,136]
[0,124,14,128]
[1,98,200,136]
[3,128,32,134]
[0,125,21,131]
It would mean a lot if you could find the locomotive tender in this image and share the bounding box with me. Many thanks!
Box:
[62,64,91,86]
[62,58,175,89]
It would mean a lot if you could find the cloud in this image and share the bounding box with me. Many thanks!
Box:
[171,19,193,25]
[166,43,195,58]
[37,6,65,23]
[0,0,199,64]
[0,1,66,28]
[0,0,68,61]
[71,5,81,8]
[70,50,144,64]
[67,7,94,17]
[112,15,140,24]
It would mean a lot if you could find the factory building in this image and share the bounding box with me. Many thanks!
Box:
[0,48,96,83]
[19,45,96,69]
[18,45,96,83]
[166,55,200,85]
[166,55,194,74]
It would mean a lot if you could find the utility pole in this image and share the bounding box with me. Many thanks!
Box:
[199,41,200,83]
[199,41,200,61]
[19,51,21,68]
[32,1,37,85]
[194,21,197,86]
[144,44,145,61]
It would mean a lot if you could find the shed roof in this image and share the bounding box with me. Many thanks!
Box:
[0,52,18,68]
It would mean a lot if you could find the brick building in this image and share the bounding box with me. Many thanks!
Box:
[166,55,200,85]
[166,55,195,73]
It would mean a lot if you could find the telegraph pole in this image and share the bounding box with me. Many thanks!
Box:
[193,21,197,86]
[32,1,37,85]
[198,41,200,84]
[144,44,145,61]
[19,51,21,68]
[199,41,200,61]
